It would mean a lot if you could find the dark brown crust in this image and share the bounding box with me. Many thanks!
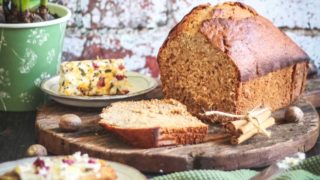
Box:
[199,2,309,81]
[158,2,309,82]
[99,122,162,148]
[225,2,258,15]
[99,121,208,148]
[291,62,308,101]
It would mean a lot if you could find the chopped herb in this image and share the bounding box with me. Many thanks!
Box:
[105,69,112,73]
[79,68,86,76]
[88,81,92,89]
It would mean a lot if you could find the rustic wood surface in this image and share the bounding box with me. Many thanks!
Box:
[0,112,36,162]
[304,78,320,108]
[36,96,319,173]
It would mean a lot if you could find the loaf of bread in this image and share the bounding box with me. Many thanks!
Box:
[99,99,208,148]
[59,59,130,96]
[158,2,309,122]
[0,152,116,180]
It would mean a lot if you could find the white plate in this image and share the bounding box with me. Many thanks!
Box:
[41,71,158,108]
[0,157,146,180]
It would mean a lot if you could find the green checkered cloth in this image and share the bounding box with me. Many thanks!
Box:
[152,155,320,180]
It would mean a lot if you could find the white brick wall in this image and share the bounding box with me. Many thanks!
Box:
[171,0,320,28]
[56,0,320,77]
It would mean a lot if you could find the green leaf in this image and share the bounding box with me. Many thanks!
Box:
[29,0,40,9]
[0,0,40,9]
[20,0,30,12]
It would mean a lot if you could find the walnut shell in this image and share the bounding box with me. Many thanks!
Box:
[26,144,47,157]
[285,106,304,123]
[59,114,82,132]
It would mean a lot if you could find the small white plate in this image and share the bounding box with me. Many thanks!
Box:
[40,71,158,108]
[0,157,147,180]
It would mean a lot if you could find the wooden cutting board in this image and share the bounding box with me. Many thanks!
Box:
[36,79,320,173]
[35,98,319,173]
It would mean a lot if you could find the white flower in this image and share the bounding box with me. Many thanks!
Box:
[47,49,56,64]
[0,30,7,52]
[0,91,10,98]
[0,68,11,86]
[34,72,51,87]
[12,48,38,74]
[19,92,34,103]
[27,29,49,46]
[0,91,10,111]
[277,152,306,169]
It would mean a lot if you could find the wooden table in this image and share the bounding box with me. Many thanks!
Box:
[1,78,320,171]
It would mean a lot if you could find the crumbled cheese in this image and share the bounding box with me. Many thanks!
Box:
[59,59,130,96]
[15,152,102,180]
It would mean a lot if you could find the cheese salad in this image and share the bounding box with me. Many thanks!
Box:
[59,59,130,96]
[11,152,106,180]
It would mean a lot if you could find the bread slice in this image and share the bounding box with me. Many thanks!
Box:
[99,99,208,148]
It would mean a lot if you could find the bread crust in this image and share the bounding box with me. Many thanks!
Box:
[160,2,309,82]
[99,120,208,148]
[200,6,309,81]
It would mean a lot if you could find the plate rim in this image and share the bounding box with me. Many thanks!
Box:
[40,71,158,101]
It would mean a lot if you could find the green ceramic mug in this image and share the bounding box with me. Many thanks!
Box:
[0,3,71,111]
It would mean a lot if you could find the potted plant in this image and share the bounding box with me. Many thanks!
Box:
[0,0,71,111]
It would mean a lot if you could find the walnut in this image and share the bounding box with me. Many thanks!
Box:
[59,114,82,132]
[285,106,304,123]
[26,144,47,157]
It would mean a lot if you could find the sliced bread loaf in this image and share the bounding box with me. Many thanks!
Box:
[157,2,309,122]
[99,99,208,148]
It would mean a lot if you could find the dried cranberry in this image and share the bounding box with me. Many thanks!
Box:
[33,158,45,168]
[115,74,124,80]
[118,64,125,70]
[97,77,105,87]
[88,159,96,164]
[62,159,75,165]
[92,62,99,70]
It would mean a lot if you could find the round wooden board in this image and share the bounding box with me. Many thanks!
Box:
[36,98,319,173]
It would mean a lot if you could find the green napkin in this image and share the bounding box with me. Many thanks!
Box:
[152,169,257,180]
[152,155,320,180]
[290,155,320,175]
